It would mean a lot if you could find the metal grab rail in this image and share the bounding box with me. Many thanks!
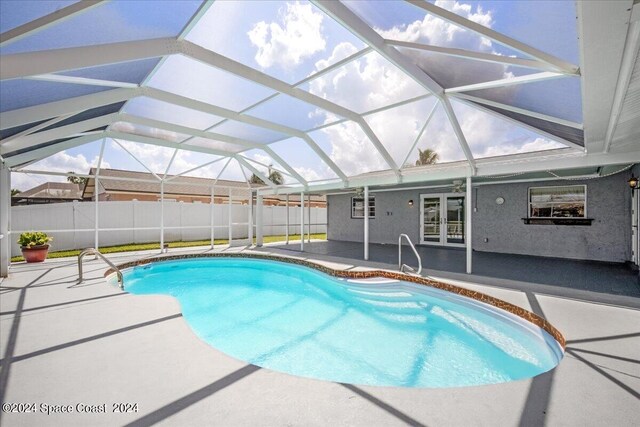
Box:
[78,248,123,289]
[398,234,422,276]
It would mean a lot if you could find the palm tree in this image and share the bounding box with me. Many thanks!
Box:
[11,189,21,197]
[249,165,284,185]
[415,148,439,166]
[66,171,88,186]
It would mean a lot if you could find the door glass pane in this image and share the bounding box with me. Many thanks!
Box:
[423,197,440,243]
[446,196,465,245]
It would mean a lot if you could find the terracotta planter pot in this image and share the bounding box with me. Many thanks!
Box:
[21,245,50,263]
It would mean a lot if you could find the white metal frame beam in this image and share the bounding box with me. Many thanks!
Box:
[384,39,570,73]
[206,46,372,133]
[0,0,108,47]
[112,138,162,181]
[451,93,583,130]
[0,86,346,182]
[445,72,568,94]
[181,40,399,173]
[106,130,236,158]
[1,113,76,144]
[26,73,138,89]
[261,146,308,186]
[401,101,439,167]
[164,156,227,182]
[109,0,216,133]
[0,161,10,277]
[260,148,640,196]
[0,37,177,80]
[119,113,262,149]
[452,96,586,151]
[1,113,118,154]
[4,133,106,168]
[0,87,137,130]
[603,17,640,153]
[143,87,349,182]
[117,113,306,184]
[313,0,481,175]
[440,96,476,174]
[405,0,579,74]
[313,0,443,97]
[235,156,277,189]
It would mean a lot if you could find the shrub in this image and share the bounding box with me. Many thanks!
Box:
[17,232,52,248]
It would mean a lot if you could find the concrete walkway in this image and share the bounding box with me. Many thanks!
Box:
[1,245,639,426]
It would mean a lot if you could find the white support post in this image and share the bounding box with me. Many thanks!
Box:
[285,194,290,244]
[94,176,99,250]
[307,193,311,243]
[256,194,264,247]
[466,176,473,274]
[94,138,105,253]
[364,186,369,261]
[210,186,215,249]
[228,189,233,246]
[0,162,10,277]
[248,190,254,246]
[160,180,165,253]
[300,192,305,251]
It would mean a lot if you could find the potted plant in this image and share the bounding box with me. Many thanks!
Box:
[18,232,52,263]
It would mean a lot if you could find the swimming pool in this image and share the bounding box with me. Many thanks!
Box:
[122,256,563,388]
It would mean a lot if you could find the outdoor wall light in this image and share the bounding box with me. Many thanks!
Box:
[408,199,414,207]
[629,174,639,190]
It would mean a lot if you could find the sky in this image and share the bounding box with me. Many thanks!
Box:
[2,0,581,190]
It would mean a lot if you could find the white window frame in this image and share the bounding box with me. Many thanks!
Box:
[351,196,375,219]
[528,184,587,219]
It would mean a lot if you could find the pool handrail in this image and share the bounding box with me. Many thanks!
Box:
[78,248,123,289]
[398,234,422,276]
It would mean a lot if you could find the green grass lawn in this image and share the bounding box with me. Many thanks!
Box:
[10,233,327,262]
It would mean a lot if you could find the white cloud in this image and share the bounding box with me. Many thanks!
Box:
[294,166,323,182]
[381,0,493,51]
[313,41,358,72]
[482,137,564,158]
[112,140,175,174]
[248,2,326,69]
[319,121,388,176]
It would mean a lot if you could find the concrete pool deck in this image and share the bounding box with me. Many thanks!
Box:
[1,244,639,426]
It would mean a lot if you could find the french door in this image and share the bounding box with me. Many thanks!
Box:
[420,193,466,247]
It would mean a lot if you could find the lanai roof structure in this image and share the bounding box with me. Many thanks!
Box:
[0,0,639,194]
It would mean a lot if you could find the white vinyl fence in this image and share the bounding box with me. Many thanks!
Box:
[10,201,326,257]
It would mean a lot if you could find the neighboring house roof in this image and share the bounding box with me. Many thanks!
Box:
[82,168,261,199]
[12,182,82,201]
[81,168,325,203]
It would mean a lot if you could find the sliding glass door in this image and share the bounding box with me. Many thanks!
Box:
[445,195,465,245]
[421,196,441,244]
[420,194,465,247]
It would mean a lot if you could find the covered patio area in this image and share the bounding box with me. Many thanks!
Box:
[264,240,640,300]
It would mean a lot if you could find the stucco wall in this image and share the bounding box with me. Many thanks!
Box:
[327,172,633,263]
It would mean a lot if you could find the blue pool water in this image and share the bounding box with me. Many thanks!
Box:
[123,258,563,388]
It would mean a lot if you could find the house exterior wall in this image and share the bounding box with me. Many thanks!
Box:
[328,172,633,263]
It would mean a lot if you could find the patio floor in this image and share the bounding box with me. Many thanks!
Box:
[264,240,640,302]
[1,244,639,426]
